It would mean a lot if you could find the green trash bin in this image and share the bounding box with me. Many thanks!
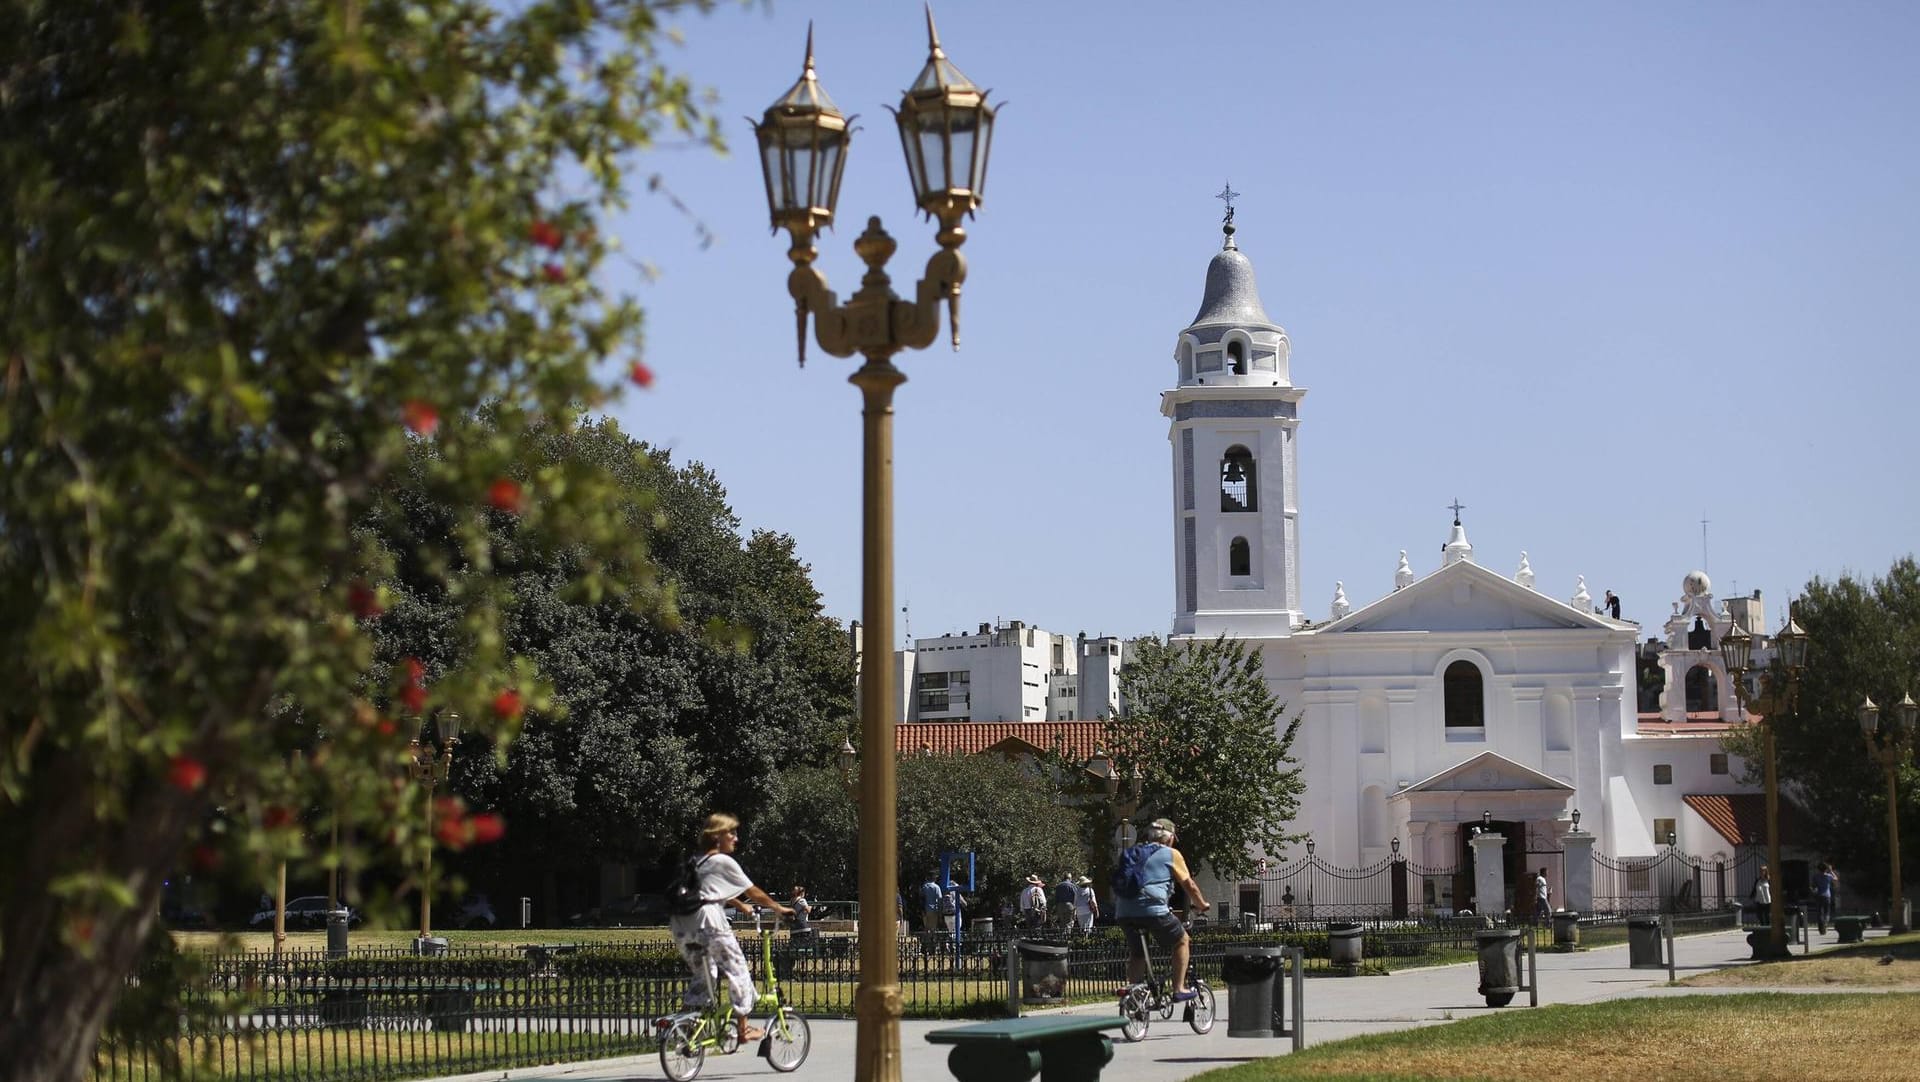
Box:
[1474,928,1522,1007]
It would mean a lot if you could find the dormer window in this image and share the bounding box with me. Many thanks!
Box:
[1220,447,1257,512]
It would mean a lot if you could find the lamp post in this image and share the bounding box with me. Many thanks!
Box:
[407,713,460,945]
[1721,611,1811,958]
[752,15,997,1082]
[1858,692,1917,933]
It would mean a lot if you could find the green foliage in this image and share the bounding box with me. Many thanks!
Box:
[747,753,1093,913]
[743,765,859,900]
[367,416,853,882]
[0,1,729,1075]
[1728,557,1920,894]
[894,753,1092,911]
[1108,635,1305,880]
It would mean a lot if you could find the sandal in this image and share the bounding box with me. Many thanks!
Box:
[739,1026,767,1043]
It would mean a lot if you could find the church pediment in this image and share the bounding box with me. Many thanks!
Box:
[1392,752,1574,797]
[1313,560,1611,635]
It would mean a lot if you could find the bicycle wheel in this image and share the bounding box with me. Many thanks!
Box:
[1118,988,1149,1042]
[1157,986,1176,1021]
[658,1017,705,1082]
[764,1007,811,1072]
[1186,981,1216,1034]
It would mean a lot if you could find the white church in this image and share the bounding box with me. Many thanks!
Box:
[1162,211,1787,912]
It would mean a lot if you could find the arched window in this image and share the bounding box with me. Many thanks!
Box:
[1444,660,1484,728]
[1220,446,1257,512]
[1229,537,1251,577]
[1684,665,1718,713]
[1226,340,1247,375]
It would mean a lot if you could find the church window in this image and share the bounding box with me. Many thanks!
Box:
[1684,665,1717,713]
[1229,537,1251,576]
[1443,661,1484,728]
[1220,446,1257,512]
[1653,764,1673,785]
[1227,340,1247,375]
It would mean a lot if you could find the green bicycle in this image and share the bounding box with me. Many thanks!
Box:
[657,920,811,1081]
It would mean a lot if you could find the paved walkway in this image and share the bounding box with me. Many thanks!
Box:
[423,924,1888,1082]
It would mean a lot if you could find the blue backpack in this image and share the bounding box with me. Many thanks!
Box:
[1110,843,1159,901]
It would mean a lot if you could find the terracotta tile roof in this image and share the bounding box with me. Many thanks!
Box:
[1684,793,1811,849]
[895,721,1107,760]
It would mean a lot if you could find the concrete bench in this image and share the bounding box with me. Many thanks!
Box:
[926,1015,1128,1082]
[1834,915,1868,944]
[294,982,498,1031]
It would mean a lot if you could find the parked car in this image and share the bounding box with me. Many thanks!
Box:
[249,895,361,931]
[568,892,668,927]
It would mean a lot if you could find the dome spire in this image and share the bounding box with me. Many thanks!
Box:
[1215,180,1240,250]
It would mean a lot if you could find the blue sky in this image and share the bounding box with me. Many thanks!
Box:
[606,1,1919,649]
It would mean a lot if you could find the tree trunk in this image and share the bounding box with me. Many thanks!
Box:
[0,751,194,1082]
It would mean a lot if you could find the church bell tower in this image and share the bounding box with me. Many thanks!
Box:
[1164,196,1305,638]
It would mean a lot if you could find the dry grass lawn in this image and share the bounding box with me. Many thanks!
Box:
[1679,932,1920,988]
[1197,994,1920,1082]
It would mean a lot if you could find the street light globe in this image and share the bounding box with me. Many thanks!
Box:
[1894,692,1919,735]
[1718,622,1754,675]
[753,26,851,239]
[1859,695,1881,737]
[1774,614,1811,672]
[891,7,996,227]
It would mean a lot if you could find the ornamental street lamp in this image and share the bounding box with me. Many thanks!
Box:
[407,713,460,946]
[752,13,997,1081]
[1858,692,1918,933]
[1721,610,1811,958]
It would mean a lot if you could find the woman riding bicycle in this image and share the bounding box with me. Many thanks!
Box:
[668,813,793,1046]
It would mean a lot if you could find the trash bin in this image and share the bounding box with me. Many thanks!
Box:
[412,935,449,957]
[1223,946,1284,1038]
[326,908,351,958]
[1551,911,1580,950]
[1239,911,1258,933]
[1627,917,1664,968]
[969,918,995,939]
[1327,922,1364,973]
[1017,941,1069,1003]
[1474,928,1522,1007]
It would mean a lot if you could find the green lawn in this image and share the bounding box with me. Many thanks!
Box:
[1193,993,1920,1082]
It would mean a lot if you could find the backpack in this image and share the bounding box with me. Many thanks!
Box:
[1110,843,1159,901]
[665,853,707,916]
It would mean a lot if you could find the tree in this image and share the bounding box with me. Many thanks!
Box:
[0,3,722,1078]
[746,753,1091,916]
[367,417,853,915]
[1726,558,1920,898]
[1106,635,1305,880]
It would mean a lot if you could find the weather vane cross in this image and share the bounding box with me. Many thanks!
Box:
[1215,181,1240,227]
[1448,497,1467,523]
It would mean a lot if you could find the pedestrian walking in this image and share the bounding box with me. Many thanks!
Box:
[1074,875,1099,933]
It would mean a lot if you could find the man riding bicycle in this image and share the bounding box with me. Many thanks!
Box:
[1113,818,1209,1001]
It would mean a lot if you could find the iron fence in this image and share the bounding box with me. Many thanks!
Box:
[1590,848,1759,917]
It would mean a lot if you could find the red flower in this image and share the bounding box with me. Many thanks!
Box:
[491,688,524,721]
[263,806,294,830]
[402,399,439,436]
[403,657,425,684]
[191,844,222,872]
[469,812,506,845]
[541,262,566,283]
[628,361,655,388]
[399,683,427,714]
[376,718,397,736]
[434,795,465,820]
[348,581,383,618]
[167,755,207,793]
[529,220,564,250]
[435,815,472,849]
[487,477,525,514]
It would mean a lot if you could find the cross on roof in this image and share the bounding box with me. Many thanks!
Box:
[1215,181,1239,226]
[1448,498,1466,524]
